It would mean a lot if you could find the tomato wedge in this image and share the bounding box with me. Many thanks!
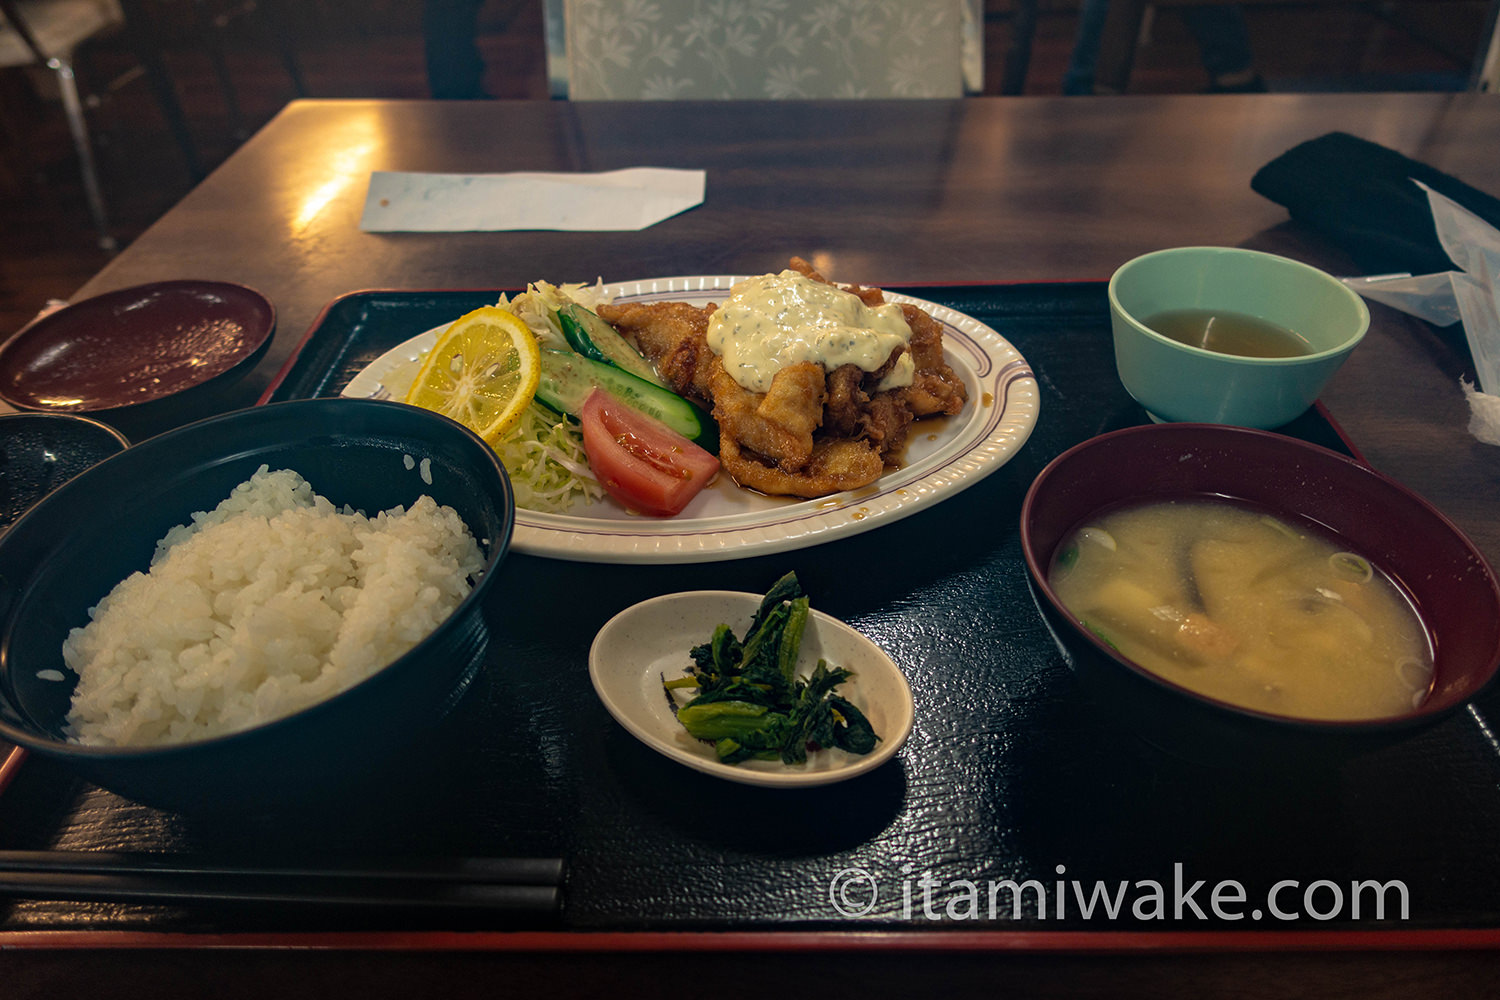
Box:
[580,388,720,517]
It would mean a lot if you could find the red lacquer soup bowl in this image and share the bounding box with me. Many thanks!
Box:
[1020,423,1500,766]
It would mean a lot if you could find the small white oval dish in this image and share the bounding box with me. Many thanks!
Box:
[589,590,914,788]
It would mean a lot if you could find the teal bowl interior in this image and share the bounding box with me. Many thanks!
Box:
[1108,247,1370,428]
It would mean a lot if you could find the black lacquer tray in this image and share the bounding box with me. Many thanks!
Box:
[4,282,1499,947]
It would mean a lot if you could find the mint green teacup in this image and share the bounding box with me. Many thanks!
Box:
[1108,247,1369,428]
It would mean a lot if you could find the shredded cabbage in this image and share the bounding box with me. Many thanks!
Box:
[488,280,613,514]
[491,400,605,514]
[498,280,609,352]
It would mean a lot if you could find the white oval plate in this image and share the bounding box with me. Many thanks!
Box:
[343,275,1040,563]
[588,590,914,788]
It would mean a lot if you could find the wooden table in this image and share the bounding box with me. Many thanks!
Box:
[6,94,1500,997]
[70,93,1500,569]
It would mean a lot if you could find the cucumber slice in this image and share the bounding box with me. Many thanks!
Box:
[557,304,668,387]
[536,350,718,454]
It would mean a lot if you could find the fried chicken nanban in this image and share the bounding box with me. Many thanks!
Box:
[596,258,966,499]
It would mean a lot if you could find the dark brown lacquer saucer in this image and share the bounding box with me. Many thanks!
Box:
[0,281,275,414]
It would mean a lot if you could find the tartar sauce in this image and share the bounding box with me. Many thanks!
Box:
[706,270,915,393]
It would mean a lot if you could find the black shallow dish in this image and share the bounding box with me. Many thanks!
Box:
[0,398,514,813]
[1020,423,1500,768]
[0,281,275,414]
[0,412,129,534]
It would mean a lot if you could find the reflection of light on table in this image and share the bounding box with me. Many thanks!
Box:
[289,110,387,233]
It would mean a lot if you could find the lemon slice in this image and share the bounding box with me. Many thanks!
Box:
[404,306,541,443]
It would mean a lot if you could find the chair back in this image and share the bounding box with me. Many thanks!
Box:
[559,0,971,99]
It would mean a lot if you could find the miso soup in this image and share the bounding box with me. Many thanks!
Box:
[1048,498,1433,721]
[1143,308,1314,358]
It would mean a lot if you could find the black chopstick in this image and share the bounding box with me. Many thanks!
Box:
[0,850,564,913]
[0,850,563,884]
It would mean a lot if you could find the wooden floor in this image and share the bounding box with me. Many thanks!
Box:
[0,0,1490,337]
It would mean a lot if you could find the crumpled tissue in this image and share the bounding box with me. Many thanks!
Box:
[1342,180,1500,445]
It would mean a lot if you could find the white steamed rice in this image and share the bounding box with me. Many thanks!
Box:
[62,466,484,747]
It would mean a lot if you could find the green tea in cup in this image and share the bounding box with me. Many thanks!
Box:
[1108,247,1369,428]
[1142,308,1315,359]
